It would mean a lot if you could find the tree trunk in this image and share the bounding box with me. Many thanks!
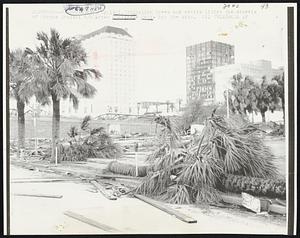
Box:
[17,99,25,158]
[51,94,60,163]
[221,174,286,199]
[281,99,285,125]
[261,111,266,123]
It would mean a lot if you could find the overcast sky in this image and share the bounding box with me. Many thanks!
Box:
[7,3,289,102]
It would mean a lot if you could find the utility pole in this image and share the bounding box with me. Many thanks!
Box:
[33,100,38,154]
[226,88,230,119]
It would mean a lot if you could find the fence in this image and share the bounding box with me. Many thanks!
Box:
[9,116,159,140]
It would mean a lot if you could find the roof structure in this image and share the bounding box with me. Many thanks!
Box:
[79,26,132,41]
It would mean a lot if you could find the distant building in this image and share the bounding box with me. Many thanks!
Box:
[186,40,235,105]
[62,26,136,117]
[137,101,178,115]
[212,60,284,103]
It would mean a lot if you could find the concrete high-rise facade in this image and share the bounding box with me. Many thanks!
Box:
[186,41,234,104]
[61,26,136,117]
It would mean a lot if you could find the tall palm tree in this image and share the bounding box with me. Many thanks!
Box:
[9,49,34,157]
[24,29,101,162]
[270,73,285,123]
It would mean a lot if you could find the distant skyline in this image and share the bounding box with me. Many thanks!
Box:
[7,3,288,103]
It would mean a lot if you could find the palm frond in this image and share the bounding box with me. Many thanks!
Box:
[80,115,91,131]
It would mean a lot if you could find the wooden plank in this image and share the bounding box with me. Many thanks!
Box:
[269,204,286,215]
[221,194,242,206]
[13,193,63,199]
[220,194,286,215]
[11,178,79,183]
[11,160,141,181]
[64,210,121,233]
[86,158,117,164]
[275,198,286,206]
[90,180,117,200]
[134,194,197,223]
[96,174,143,180]
[241,192,261,213]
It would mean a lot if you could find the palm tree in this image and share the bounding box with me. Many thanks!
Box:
[9,49,34,157]
[252,77,273,123]
[24,29,101,162]
[270,73,285,123]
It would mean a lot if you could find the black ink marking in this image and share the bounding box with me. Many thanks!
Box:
[113,18,137,21]
[113,14,137,17]
[64,4,105,16]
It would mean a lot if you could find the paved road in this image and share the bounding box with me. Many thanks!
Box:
[9,166,286,235]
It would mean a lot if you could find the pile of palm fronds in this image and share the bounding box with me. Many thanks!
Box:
[221,174,285,199]
[136,114,281,205]
[107,161,148,177]
[202,115,278,178]
[268,122,285,136]
[60,116,121,161]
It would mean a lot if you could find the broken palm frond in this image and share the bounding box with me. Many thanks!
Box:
[107,161,148,177]
[80,115,91,131]
[60,143,88,161]
[60,117,121,161]
[194,186,222,205]
[146,144,168,163]
[68,126,78,138]
[221,174,286,199]
[136,114,279,205]
[203,115,278,178]
[160,184,191,204]
[154,115,182,148]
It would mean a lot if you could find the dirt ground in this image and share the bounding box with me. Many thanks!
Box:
[9,166,286,235]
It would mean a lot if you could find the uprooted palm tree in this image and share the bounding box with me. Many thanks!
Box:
[23,29,102,162]
[137,113,280,204]
[9,49,35,157]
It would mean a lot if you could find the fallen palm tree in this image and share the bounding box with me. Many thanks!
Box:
[136,114,282,205]
[221,174,285,199]
[107,161,148,177]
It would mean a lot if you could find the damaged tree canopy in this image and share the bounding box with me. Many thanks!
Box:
[136,114,282,205]
[60,116,121,161]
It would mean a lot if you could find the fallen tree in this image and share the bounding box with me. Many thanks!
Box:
[136,114,283,205]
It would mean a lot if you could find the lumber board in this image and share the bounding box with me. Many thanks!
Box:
[90,180,117,200]
[275,198,286,206]
[86,158,117,164]
[13,193,63,199]
[221,194,242,206]
[269,204,286,215]
[220,194,286,215]
[11,160,141,182]
[96,174,143,180]
[134,194,197,223]
[11,178,79,183]
[64,210,121,233]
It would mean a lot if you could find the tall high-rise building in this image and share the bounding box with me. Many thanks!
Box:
[60,26,136,117]
[186,41,234,104]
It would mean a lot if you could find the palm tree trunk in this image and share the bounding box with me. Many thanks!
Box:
[261,111,266,123]
[222,174,285,199]
[17,99,25,158]
[51,94,60,163]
